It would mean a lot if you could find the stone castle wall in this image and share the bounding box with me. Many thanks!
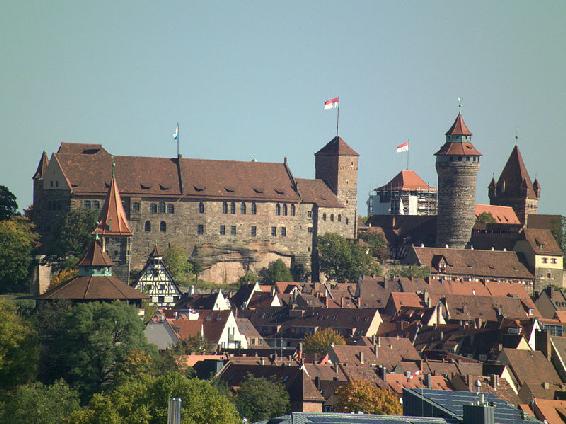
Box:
[436,156,480,248]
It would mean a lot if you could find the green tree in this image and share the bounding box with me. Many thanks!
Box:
[303,328,346,355]
[2,380,80,424]
[476,211,496,224]
[39,301,155,401]
[239,270,259,285]
[0,299,38,393]
[164,245,192,284]
[260,259,293,284]
[235,375,290,422]
[0,185,18,220]
[318,233,377,283]
[359,232,389,262]
[176,334,214,354]
[388,265,431,279]
[72,372,240,424]
[189,257,204,283]
[335,380,401,415]
[49,208,98,261]
[0,217,38,292]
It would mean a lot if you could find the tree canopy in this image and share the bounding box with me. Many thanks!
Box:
[48,208,99,262]
[234,375,290,422]
[359,232,389,262]
[0,217,38,292]
[163,245,192,284]
[260,259,293,284]
[72,372,240,424]
[303,328,346,355]
[2,380,81,424]
[39,301,155,401]
[317,233,377,282]
[388,265,430,279]
[334,380,402,415]
[476,211,496,224]
[0,185,18,220]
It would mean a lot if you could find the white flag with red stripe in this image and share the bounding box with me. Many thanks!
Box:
[323,97,339,110]
[396,140,409,153]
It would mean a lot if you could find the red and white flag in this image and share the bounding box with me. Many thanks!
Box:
[396,140,409,153]
[323,97,339,110]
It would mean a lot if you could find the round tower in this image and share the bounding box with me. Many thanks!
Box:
[435,113,481,248]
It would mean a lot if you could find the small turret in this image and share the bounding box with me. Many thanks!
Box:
[533,178,541,199]
[488,177,497,201]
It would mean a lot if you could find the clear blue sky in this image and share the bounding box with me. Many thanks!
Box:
[2,1,565,214]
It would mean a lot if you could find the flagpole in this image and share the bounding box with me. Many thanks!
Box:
[336,105,340,137]
[176,122,180,158]
[406,140,410,170]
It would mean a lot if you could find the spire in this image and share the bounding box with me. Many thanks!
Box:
[315,136,359,156]
[78,239,113,268]
[94,172,132,237]
[496,146,537,199]
[150,244,161,258]
[33,151,50,180]
[445,113,472,137]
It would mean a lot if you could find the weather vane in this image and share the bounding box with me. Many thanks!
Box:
[457,97,463,113]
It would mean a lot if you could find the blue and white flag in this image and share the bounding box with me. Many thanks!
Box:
[173,124,179,142]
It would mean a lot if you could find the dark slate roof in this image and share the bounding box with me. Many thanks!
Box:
[496,146,537,200]
[522,228,563,256]
[33,151,49,179]
[40,275,148,301]
[315,136,359,156]
[295,178,345,208]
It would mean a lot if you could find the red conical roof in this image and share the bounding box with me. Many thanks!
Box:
[377,170,435,192]
[496,146,537,200]
[445,113,472,136]
[94,176,132,236]
[78,240,113,267]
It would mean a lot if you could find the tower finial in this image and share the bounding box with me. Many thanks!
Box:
[112,158,116,179]
[457,97,463,113]
[514,128,519,146]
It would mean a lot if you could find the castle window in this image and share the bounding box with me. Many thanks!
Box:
[283,204,288,216]
[230,202,236,214]
[231,225,237,235]
[271,226,277,236]
[466,157,470,161]
[240,202,246,214]
[50,181,54,188]
[552,258,558,264]
[220,225,226,235]
[276,204,281,216]
[144,221,151,232]
[251,202,257,215]
[458,156,462,161]
[199,202,205,214]
[160,221,167,232]
[338,214,342,222]
[308,210,312,218]
[158,296,165,304]
[223,202,228,214]
[130,201,137,212]
[280,227,287,237]
[322,213,327,221]
[159,201,166,213]
[330,214,334,222]
[167,204,175,214]
[346,217,349,225]
[291,204,296,216]
[308,227,313,234]
[251,226,257,237]
[197,224,205,235]
[542,257,548,264]
[150,203,158,214]
[55,181,59,188]
[84,200,92,209]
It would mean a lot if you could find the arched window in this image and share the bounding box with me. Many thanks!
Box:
[144,221,151,232]
[251,202,257,215]
[330,214,334,222]
[291,204,296,216]
[276,204,281,216]
[240,202,246,214]
[160,221,167,232]
[167,204,175,214]
[223,202,228,214]
[159,201,166,213]
[322,213,327,221]
[199,202,205,214]
[283,204,288,216]
[150,203,158,214]
[338,214,342,222]
[230,202,236,214]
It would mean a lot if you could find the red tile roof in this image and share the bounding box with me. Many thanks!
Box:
[475,204,520,225]
[94,176,132,236]
[377,170,436,192]
[78,240,113,267]
[40,275,148,301]
[315,136,359,156]
[435,141,481,156]
[445,113,472,136]
[496,146,537,200]
[523,228,563,256]
[295,178,344,208]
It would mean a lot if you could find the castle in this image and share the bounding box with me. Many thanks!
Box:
[32,136,358,283]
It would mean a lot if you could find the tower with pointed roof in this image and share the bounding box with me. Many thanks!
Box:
[435,113,481,248]
[94,167,133,282]
[315,136,359,236]
[489,145,539,225]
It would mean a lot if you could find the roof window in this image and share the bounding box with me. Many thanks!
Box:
[194,184,205,192]
[141,183,152,189]
[225,186,235,193]
[274,188,285,195]
[253,187,264,193]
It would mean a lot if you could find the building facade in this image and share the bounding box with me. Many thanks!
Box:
[435,113,481,248]
[367,169,437,217]
[32,138,358,283]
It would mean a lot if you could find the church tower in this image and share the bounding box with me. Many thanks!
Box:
[489,145,539,225]
[435,113,481,248]
[93,167,132,282]
[315,136,359,235]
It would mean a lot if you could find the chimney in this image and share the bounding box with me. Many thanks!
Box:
[340,296,345,308]
[260,357,265,366]
[359,351,365,365]
[490,374,499,390]
[543,382,550,390]
[424,374,432,388]
[463,400,495,424]
[314,376,321,390]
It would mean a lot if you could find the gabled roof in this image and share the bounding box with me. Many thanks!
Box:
[445,113,472,136]
[475,204,520,225]
[40,275,148,301]
[33,151,49,179]
[295,178,345,208]
[496,146,537,199]
[78,240,113,267]
[523,228,563,256]
[377,170,436,192]
[94,176,132,236]
[315,136,359,156]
